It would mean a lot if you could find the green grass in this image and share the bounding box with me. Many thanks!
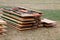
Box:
[39,10,60,21]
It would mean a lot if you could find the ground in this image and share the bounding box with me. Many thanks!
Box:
[0,0,60,40]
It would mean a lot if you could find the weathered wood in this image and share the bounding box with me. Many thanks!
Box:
[41,18,56,27]
[0,19,7,25]
[7,21,38,31]
[1,7,42,31]
[0,19,7,35]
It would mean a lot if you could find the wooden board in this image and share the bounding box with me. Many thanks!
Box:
[6,21,38,31]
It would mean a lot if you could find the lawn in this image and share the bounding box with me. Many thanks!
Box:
[40,10,60,21]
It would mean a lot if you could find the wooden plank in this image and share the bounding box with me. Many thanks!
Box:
[0,19,7,25]
[6,21,38,31]
[41,18,56,27]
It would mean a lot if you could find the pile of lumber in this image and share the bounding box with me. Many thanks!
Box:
[1,7,42,30]
[41,18,56,27]
[0,19,7,35]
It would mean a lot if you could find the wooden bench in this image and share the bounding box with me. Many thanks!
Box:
[41,18,56,27]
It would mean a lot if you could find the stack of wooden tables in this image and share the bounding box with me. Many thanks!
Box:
[41,18,56,27]
[0,19,7,35]
[1,7,42,31]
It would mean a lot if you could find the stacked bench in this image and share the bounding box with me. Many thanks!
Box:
[0,19,7,35]
[41,18,56,27]
[1,7,42,31]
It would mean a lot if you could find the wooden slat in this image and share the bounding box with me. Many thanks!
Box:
[3,13,35,21]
